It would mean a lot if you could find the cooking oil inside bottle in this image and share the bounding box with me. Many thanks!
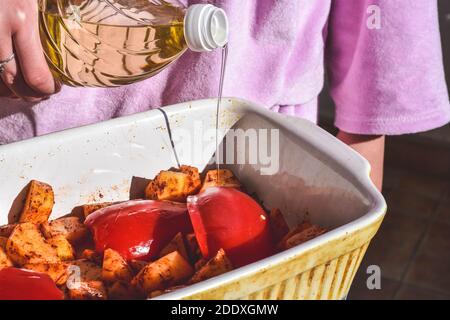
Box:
[39,0,187,87]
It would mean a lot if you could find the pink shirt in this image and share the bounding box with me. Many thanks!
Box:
[0,0,449,144]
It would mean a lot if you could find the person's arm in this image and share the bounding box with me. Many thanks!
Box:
[337,131,385,191]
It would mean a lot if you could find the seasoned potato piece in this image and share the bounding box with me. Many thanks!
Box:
[0,236,8,250]
[145,166,201,202]
[108,281,142,300]
[200,169,241,192]
[6,222,59,266]
[70,259,102,282]
[66,260,106,300]
[0,247,13,269]
[185,233,202,263]
[41,217,88,243]
[81,202,116,219]
[179,165,202,190]
[148,285,186,299]
[47,235,75,261]
[277,222,327,250]
[68,280,107,300]
[148,290,164,299]
[0,224,16,238]
[23,262,69,285]
[194,258,208,271]
[129,259,148,274]
[132,251,193,293]
[19,180,54,224]
[145,171,187,202]
[145,180,158,200]
[158,232,189,261]
[269,208,290,242]
[74,238,96,260]
[102,248,132,283]
[189,249,233,284]
[81,249,103,265]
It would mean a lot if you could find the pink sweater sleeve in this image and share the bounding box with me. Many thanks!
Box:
[326,0,450,135]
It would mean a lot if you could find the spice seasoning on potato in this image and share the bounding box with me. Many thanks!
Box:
[41,216,88,243]
[189,249,233,284]
[132,251,193,293]
[145,165,201,202]
[0,247,13,269]
[6,222,59,266]
[200,169,241,192]
[47,235,75,261]
[102,248,133,283]
[158,232,189,261]
[19,180,55,224]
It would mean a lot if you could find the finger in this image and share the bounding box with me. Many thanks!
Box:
[0,80,14,97]
[0,31,42,102]
[13,4,57,96]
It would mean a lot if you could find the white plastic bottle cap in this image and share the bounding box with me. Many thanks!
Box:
[184,4,229,52]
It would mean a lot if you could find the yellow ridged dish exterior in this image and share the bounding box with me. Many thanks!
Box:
[180,214,384,300]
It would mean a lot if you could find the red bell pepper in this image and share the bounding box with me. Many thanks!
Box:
[85,200,193,261]
[187,187,274,267]
[0,268,64,300]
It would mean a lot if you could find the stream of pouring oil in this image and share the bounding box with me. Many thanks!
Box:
[215,45,229,176]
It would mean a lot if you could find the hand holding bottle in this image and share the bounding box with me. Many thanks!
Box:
[0,0,59,101]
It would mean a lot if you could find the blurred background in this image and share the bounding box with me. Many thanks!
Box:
[319,0,450,300]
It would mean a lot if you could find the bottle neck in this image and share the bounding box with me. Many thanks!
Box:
[184,4,229,52]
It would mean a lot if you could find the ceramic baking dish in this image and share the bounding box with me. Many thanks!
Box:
[0,98,386,300]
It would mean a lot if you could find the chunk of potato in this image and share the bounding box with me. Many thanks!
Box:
[194,258,208,271]
[179,165,202,187]
[277,222,327,250]
[148,285,186,299]
[19,180,54,224]
[0,224,16,238]
[0,247,13,269]
[148,290,164,299]
[145,165,201,202]
[102,248,132,283]
[80,249,103,265]
[6,222,59,266]
[129,259,148,274]
[70,259,102,282]
[41,217,88,243]
[132,251,193,293]
[23,262,69,285]
[81,202,116,219]
[47,235,75,261]
[74,238,96,260]
[68,280,107,300]
[108,281,142,300]
[269,208,290,242]
[200,169,241,192]
[185,233,202,263]
[64,259,106,300]
[189,249,233,284]
[158,232,189,261]
[0,236,8,250]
